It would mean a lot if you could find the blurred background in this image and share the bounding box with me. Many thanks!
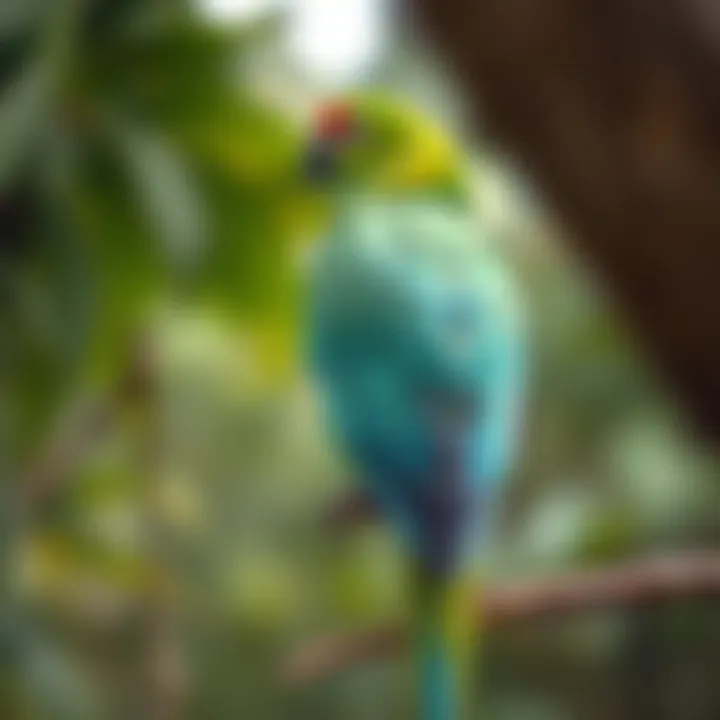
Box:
[1,1,719,718]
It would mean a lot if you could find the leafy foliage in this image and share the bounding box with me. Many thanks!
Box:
[0,2,718,718]
[0,0,309,458]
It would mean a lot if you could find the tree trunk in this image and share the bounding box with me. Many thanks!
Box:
[412,0,720,441]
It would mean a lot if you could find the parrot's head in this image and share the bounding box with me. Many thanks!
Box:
[302,93,467,201]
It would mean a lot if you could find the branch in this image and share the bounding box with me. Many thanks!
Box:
[21,335,153,512]
[281,551,720,686]
[21,397,116,511]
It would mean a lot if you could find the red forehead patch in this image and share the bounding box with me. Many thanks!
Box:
[315,101,356,139]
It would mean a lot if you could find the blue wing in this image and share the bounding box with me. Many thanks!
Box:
[308,206,525,570]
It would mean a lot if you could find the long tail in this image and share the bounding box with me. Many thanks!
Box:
[410,564,479,720]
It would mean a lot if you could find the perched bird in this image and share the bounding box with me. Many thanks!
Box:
[303,94,525,720]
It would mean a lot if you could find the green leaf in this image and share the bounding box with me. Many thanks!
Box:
[0,0,82,187]
[0,0,43,40]
[64,185,161,383]
[85,18,279,122]
[0,212,93,463]
[196,173,298,318]
[110,118,206,269]
[0,55,53,186]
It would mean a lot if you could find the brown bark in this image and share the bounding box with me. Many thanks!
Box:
[410,0,720,440]
[281,551,720,685]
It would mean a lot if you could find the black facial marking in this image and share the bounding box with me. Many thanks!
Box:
[303,140,337,184]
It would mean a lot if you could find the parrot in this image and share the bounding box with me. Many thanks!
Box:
[302,94,525,720]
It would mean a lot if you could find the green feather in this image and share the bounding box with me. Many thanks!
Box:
[410,563,480,720]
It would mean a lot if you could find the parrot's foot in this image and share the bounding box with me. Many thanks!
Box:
[324,489,379,531]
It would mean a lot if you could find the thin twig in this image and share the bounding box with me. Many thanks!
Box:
[281,551,720,685]
[21,397,116,511]
[21,336,150,512]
